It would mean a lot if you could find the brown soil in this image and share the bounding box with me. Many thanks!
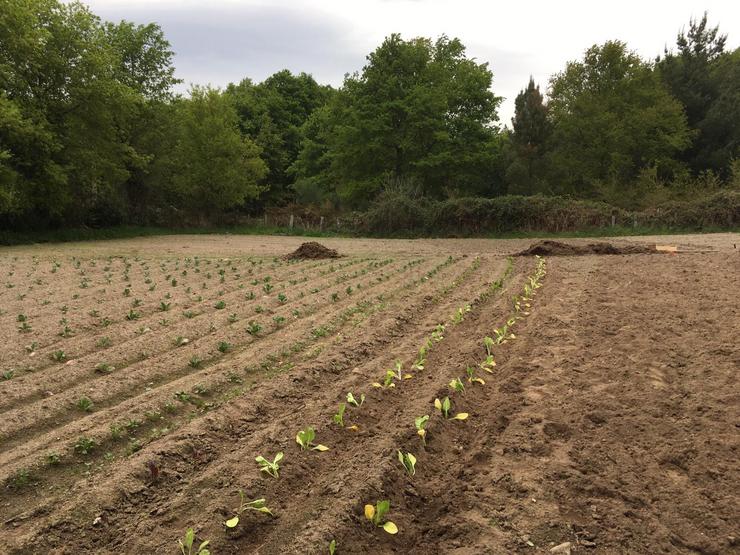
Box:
[1,233,738,555]
[284,241,341,260]
[516,240,656,256]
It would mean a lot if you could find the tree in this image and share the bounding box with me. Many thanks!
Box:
[506,77,551,194]
[172,87,267,219]
[547,41,690,197]
[294,34,502,206]
[658,13,739,175]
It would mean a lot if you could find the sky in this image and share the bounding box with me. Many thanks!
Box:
[82,0,740,124]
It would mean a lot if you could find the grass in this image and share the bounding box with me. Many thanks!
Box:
[1,222,737,247]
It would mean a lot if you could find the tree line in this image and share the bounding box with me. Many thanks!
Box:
[1,1,738,230]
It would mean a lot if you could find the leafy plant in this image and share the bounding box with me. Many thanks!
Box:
[364,500,398,534]
[449,376,465,394]
[246,321,262,335]
[277,293,287,303]
[189,355,202,368]
[397,450,417,476]
[178,528,210,555]
[329,539,336,554]
[95,363,115,374]
[126,309,140,321]
[255,452,283,478]
[224,490,273,528]
[217,341,230,353]
[333,403,346,427]
[74,436,96,455]
[346,392,365,408]
[466,366,485,385]
[296,427,329,451]
[415,415,429,445]
[434,397,468,420]
[214,300,226,310]
[159,301,171,312]
[51,350,66,362]
[76,396,94,412]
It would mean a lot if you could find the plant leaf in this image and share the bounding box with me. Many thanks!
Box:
[376,500,390,521]
[225,516,239,528]
[434,398,442,410]
[313,444,329,451]
[454,413,469,420]
[364,504,375,520]
[383,521,398,534]
[274,452,284,463]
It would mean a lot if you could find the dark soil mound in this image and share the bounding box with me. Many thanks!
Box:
[284,241,341,260]
[517,240,655,256]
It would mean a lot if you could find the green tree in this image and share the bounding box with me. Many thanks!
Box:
[547,41,690,197]
[658,13,739,175]
[506,77,551,194]
[172,87,267,220]
[294,34,502,206]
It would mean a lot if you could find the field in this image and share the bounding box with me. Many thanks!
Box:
[1,234,738,554]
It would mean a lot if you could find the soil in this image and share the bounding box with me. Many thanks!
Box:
[1,233,738,554]
[516,240,656,256]
[284,241,341,260]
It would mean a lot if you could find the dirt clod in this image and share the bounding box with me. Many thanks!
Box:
[284,241,341,260]
[516,240,655,256]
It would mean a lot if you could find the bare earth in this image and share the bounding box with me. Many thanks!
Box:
[1,233,738,554]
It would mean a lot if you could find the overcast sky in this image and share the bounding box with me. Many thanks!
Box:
[83,0,739,124]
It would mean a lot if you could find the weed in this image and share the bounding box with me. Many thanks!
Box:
[330,292,339,302]
[183,310,196,319]
[175,391,191,403]
[364,500,398,534]
[18,321,32,333]
[296,427,329,451]
[255,452,283,478]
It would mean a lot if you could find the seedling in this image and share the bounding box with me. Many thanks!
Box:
[364,500,398,534]
[178,528,210,555]
[159,301,171,312]
[329,539,336,554]
[434,397,468,420]
[126,309,140,321]
[397,450,417,476]
[227,313,238,323]
[449,377,465,394]
[51,350,66,362]
[175,336,189,346]
[224,490,273,528]
[277,293,287,303]
[255,452,283,478]
[273,315,285,326]
[466,366,485,385]
[246,321,262,335]
[217,341,230,353]
[189,355,202,368]
[346,392,365,408]
[415,415,429,445]
[333,403,346,427]
[295,427,329,451]
[330,292,339,302]
[74,436,96,455]
[18,321,32,333]
[2,370,14,380]
[214,300,226,310]
[96,336,112,348]
[263,283,274,293]
[76,396,94,412]
[95,363,115,374]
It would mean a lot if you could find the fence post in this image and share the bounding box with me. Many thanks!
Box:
[289,214,294,230]
[611,215,616,227]
[320,216,324,231]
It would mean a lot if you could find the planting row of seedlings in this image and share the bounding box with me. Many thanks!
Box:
[0,254,471,503]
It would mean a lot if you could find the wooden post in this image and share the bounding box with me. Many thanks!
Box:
[320,216,324,231]
[611,215,616,227]
[289,214,294,230]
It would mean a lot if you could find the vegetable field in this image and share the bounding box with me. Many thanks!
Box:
[1,234,738,554]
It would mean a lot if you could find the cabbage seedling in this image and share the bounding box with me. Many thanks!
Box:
[296,427,329,451]
[397,450,417,476]
[434,397,468,420]
[255,452,283,478]
[449,377,465,394]
[224,490,273,528]
[333,403,346,427]
[178,528,210,555]
[346,392,365,408]
[415,415,429,445]
[364,500,398,534]
[466,367,485,385]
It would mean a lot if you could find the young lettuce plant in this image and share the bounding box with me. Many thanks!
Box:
[255,452,283,478]
[346,392,365,408]
[178,528,210,555]
[466,366,485,385]
[364,500,398,534]
[333,403,346,427]
[397,450,417,476]
[296,427,329,451]
[480,337,497,373]
[224,490,273,528]
[415,415,429,445]
[434,397,468,420]
[449,377,465,394]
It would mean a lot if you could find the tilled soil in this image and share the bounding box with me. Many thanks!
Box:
[1,233,738,554]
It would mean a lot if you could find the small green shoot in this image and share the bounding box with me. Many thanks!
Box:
[434,397,468,420]
[178,528,210,555]
[346,392,365,408]
[255,452,283,478]
[296,427,329,451]
[364,500,398,534]
[397,450,417,476]
[415,415,429,445]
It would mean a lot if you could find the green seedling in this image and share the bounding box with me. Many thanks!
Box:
[159,301,171,312]
[51,350,66,362]
[189,355,202,368]
[372,369,397,389]
[449,377,465,394]
[227,313,238,323]
[330,292,339,302]
[2,370,15,380]
[466,366,485,385]
[18,321,32,333]
[96,336,112,348]
[263,283,273,293]
[95,363,115,374]
[273,315,286,326]
[329,539,336,554]
[346,392,365,408]
[76,396,93,412]
[296,427,329,451]
[364,500,398,534]
[46,452,61,465]
[214,300,226,310]
[415,415,429,445]
[255,452,283,478]
[224,490,273,528]
[178,528,210,555]
[175,391,191,403]
[246,321,262,335]
[333,403,346,427]
[397,450,417,476]
[277,293,287,303]
[183,310,196,319]
[434,397,468,420]
[25,341,38,353]
[217,341,230,353]
[74,436,96,455]
[126,309,140,321]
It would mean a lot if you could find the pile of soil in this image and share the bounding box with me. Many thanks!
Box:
[516,240,655,256]
[284,241,341,260]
